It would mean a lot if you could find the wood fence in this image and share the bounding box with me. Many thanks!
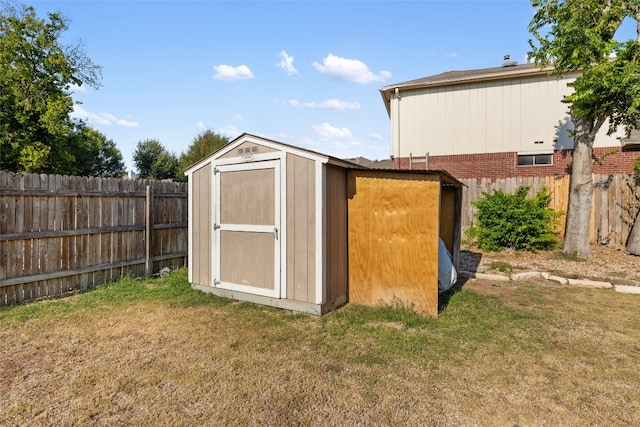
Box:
[460,174,640,246]
[0,172,188,306]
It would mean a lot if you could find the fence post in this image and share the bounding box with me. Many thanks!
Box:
[145,185,153,277]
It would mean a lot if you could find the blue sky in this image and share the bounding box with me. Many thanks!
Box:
[22,1,628,172]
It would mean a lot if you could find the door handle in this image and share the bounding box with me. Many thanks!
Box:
[273,227,278,240]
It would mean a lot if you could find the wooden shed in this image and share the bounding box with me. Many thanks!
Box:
[185,133,462,316]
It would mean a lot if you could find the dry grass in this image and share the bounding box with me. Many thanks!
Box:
[1,271,640,426]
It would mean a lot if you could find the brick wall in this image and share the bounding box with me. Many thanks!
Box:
[394,145,640,182]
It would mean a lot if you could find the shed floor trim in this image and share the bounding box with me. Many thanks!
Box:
[193,284,345,315]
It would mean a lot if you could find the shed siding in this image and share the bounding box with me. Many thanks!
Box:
[219,142,276,159]
[286,154,316,303]
[348,171,440,316]
[324,165,348,307]
[192,164,212,287]
[391,73,625,160]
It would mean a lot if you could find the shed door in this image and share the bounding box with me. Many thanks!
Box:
[214,160,281,298]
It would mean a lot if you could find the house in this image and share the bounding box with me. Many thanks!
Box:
[183,133,462,316]
[379,59,640,180]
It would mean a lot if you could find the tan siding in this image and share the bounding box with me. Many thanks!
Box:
[220,231,274,290]
[324,166,348,307]
[286,154,316,303]
[219,142,276,159]
[192,164,212,287]
[392,72,625,159]
[220,168,275,225]
[348,171,440,316]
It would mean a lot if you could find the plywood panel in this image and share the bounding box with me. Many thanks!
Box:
[192,164,212,287]
[324,166,348,306]
[439,186,456,253]
[348,171,440,316]
[220,231,274,290]
[221,168,275,225]
[286,154,316,303]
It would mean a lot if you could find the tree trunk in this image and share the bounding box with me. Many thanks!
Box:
[626,14,640,256]
[563,115,595,259]
[627,210,640,255]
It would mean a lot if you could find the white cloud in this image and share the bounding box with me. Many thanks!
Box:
[313,122,353,140]
[277,50,298,76]
[367,132,384,141]
[220,124,241,139]
[288,98,360,110]
[312,54,391,84]
[197,120,205,130]
[71,105,138,128]
[444,52,458,59]
[212,64,254,81]
[69,83,86,92]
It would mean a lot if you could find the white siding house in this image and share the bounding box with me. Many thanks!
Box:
[380,62,639,180]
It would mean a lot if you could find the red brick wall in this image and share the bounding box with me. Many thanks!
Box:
[394,146,640,182]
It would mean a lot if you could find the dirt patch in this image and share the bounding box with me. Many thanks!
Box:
[461,243,640,285]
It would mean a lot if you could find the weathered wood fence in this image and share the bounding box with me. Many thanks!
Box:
[460,174,640,246]
[0,172,188,306]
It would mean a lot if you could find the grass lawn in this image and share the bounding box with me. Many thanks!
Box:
[1,270,639,426]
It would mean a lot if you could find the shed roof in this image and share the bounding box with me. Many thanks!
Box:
[183,133,464,188]
[184,132,364,174]
[379,63,557,116]
[354,168,464,188]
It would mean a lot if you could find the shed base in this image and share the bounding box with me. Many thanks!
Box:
[192,284,347,315]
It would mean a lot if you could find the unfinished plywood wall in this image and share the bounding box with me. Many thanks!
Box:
[439,184,461,269]
[347,171,441,316]
[324,165,349,308]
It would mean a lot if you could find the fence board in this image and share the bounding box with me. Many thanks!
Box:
[0,172,188,306]
[460,173,639,247]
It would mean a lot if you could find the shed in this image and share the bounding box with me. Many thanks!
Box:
[184,133,462,316]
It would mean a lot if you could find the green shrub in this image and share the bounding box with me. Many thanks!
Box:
[634,157,640,177]
[470,186,562,252]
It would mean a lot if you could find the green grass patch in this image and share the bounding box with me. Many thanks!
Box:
[0,269,229,325]
[488,260,516,274]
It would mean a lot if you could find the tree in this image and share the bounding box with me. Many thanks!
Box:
[0,2,102,173]
[70,126,126,177]
[178,129,228,177]
[133,139,178,180]
[529,0,640,258]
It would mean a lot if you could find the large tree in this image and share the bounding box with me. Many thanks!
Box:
[133,139,179,180]
[69,125,126,177]
[178,129,228,179]
[0,2,102,173]
[529,0,640,258]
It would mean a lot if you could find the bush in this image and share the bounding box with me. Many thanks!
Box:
[469,186,562,252]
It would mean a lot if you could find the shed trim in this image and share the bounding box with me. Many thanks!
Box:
[315,159,324,305]
[187,168,194,284]
[184,133,364,174]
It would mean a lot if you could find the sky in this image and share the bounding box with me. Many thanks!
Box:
[21,0,636,172]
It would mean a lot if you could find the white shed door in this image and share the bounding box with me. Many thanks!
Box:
[214,160,281,298]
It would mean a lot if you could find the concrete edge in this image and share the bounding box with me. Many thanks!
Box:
[566,278,613,289]
[614,284,640,294]
[461,269,638,295]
